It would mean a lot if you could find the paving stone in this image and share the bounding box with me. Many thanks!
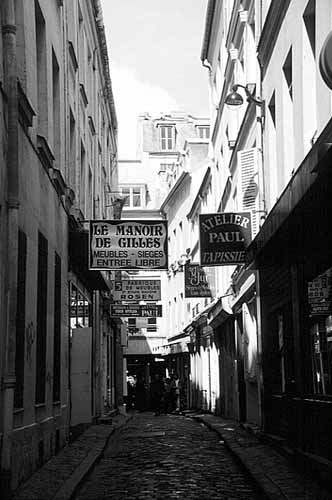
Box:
[73,412,265,500]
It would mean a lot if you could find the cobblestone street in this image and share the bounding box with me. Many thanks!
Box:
[73,412,266,500]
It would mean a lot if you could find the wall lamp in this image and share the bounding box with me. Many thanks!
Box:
[225,84,264,107]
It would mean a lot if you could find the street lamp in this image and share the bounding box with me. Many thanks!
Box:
[225,84,264,107]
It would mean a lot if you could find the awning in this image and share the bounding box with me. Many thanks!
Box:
[207,296,232,328]
[69,230,110,291]
[248,121,332,263]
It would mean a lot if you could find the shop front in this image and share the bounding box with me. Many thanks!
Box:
[250,130,332,477]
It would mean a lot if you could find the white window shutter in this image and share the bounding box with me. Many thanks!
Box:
[237,148,259,237]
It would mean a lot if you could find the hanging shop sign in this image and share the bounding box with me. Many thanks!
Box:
[113,279,161,301]
[184,263,212,298]
[199,212,252,266]
[308,267,332,316]
[110,304,162,317]
[89,219,168,270]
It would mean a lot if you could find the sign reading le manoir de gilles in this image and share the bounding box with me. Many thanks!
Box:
[89,220,168,270]
[199,212,252,267]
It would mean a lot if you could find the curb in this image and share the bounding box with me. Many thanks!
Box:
[192,415,332,500]
[52,414,133,500]
[191,415,274,500]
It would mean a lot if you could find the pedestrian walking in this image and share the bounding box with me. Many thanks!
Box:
[150,373,165,416]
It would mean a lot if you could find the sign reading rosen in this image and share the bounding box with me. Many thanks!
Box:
[89,220,168,270]
[199,212,252,266]
[184,263,212,298]
[110,304,162,317]
[113,279,161,302]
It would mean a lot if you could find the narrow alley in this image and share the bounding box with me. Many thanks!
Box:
[72,412,265,500]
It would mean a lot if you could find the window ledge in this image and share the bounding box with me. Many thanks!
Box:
[68,41,78,71]
[80,83,88,107]
[18,81,36,128]
[50,167,67,197]
[37,135,55,170]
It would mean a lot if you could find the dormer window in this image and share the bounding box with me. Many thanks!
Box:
[197,126,210,139]
[160,125,175,150]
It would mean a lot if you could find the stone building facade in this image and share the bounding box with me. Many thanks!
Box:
[0,0,118,491]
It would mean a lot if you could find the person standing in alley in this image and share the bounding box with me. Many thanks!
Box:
[163,377,172,413]
[150,373,165,416]
[135,375,146,412]
[170,373,181,413]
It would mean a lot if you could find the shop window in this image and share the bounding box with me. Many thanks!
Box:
[70,284,91,329]
[308,267,332,394]
[269,304,294,393]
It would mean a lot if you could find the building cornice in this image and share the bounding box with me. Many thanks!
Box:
[258,0,291,78]
[93,0,118,131]
[187,166,212,220]
[200,0,216,63]
[160,171,189,212]
[225,0,242,50]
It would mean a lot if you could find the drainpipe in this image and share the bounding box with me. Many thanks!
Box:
[1,0,19,481]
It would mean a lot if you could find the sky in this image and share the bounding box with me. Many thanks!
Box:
[100,0,210,158]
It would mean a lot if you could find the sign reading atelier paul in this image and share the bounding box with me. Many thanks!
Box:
[184,263,212,298]
[89,220,168,270]
[199,212,252,266]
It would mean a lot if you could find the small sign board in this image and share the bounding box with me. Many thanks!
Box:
[110,304,162,317]
[113,279,161,302]
[89,220,168,270]
[184,263,212,298]
[308,267,332,316]
[199,212,252,267]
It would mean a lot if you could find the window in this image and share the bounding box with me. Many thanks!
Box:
[197,126,210,139]
[303,0,315,56]
[160,125,175,150]
[69,109,76,187]
[35,1,47,135]
[14,230,27,408]
[147,317,157,333]
[159,163,174,174]
[268,93,276,127]
[36,232,48,404]
[121,187,130,207]
[70,284,90,329]
[128,318,138,334]
[52,50,60,164]
[283,48,293,100]
[132,188,141,207]
[120,185,145,208]
[53,253,61,402]
[308,267,332,395]
[80,142,86,213]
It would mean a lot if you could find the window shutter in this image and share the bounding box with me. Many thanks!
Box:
[237,147,259,237]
